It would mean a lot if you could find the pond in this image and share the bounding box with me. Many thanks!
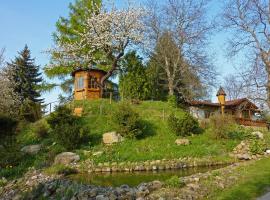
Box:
[69,165,225,187]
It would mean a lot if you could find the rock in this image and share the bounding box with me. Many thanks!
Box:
[96,195,109,200]
[148,180,163,192]
[93,151,103,156]
[175,139,190,146]
[21,144,41,155]
[103,131,124,145]
[237,153,251,160]
[251,131,264,139]
[54,152,80,165]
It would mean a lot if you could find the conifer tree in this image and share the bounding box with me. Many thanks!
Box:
[7,45,43,103]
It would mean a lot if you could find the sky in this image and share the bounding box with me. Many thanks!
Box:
[0,0,236,106]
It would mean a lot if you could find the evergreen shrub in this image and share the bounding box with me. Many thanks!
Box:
[113,103,144,138]
[168,112,201,136]
[33,119,49,139]
[47,106,89,150]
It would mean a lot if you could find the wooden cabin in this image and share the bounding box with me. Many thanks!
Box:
[72,68,107,100]
[189,87,268,128]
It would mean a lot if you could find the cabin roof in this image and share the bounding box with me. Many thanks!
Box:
[71,67,107,77]
[189,98,258,109]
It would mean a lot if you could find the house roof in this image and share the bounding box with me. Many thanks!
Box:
[189,98,258,109]
[71,67,107,76]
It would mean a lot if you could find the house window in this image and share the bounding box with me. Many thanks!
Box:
[242,110,249,119]
[76,76,84,89]
[89,76,98,89]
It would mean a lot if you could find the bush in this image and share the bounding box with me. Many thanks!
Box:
[47,106,89,150]
[168,112,201,136]
[113,103,144,138]
[0,114,17,145]
[165,176,185,188]
[167,95,177,108]
[249,139,266,155]
[33,119,49,139]
[209,114,249,139]
[20,99,42,122]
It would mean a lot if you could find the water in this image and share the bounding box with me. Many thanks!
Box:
[69,165,224,187]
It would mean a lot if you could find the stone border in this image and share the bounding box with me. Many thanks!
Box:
[76,157,236,173]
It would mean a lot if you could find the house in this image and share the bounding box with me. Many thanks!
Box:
[72,67,118,101]
[189,87,268,128]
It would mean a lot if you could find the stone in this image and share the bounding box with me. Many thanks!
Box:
[102,132,124,145]
[96,195,109,200]
[237,153,251,160]
[54,152,80,165]
[93,151,103,156]
[251,131,264,139]
[148,180,163,192]
[175,138,190,146]
[21,144,41,155]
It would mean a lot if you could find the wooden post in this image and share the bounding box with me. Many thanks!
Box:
[110,92,112,104]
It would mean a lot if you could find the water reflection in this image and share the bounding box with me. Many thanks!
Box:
[69,165,224,187]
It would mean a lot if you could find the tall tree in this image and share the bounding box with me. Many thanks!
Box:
[145,0,216,100]
[147,32,208,102]
[45,0,102,93]
[48,1,146,96]
[119,51,150,100]
[7,45,43,103]
[222,0,270,107]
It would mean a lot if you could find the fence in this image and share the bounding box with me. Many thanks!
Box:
[235,117,268,128]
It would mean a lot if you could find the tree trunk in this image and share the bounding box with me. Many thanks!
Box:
[267,68,270,108]
[100,52,124,98]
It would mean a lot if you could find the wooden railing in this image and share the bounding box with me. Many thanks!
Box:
[235,118,268,128]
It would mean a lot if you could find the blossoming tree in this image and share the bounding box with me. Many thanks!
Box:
[48,2,145,95]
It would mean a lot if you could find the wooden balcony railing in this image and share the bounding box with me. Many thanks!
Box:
[235,118,268,128]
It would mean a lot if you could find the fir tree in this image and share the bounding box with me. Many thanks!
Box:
[7,45,43,103]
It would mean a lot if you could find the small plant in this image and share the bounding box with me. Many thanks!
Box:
[165,176,185,188]
[113,102,144,138]
[168,112,201,136]
[47,106,89,150]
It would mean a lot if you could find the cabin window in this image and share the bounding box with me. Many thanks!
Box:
[76,76,84,89]
[89,76,98,89]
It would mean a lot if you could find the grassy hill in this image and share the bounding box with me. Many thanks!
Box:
[0,99,250,180]
[73,100,238,163]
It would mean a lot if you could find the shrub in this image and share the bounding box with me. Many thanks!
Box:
[0,114,17,145]
[209,114,249,139]
[33,119,49,139]
[20,99,42,122]
[168,112,200,136]
[167,95,177,108]
[47,106,89,150]
[113,103,144,138]
[249,139,266,155]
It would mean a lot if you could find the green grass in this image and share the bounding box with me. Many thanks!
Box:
[212,158,270,200]
[74,100,239,163]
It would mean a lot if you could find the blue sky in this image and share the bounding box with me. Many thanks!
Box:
[0,0,235,104]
